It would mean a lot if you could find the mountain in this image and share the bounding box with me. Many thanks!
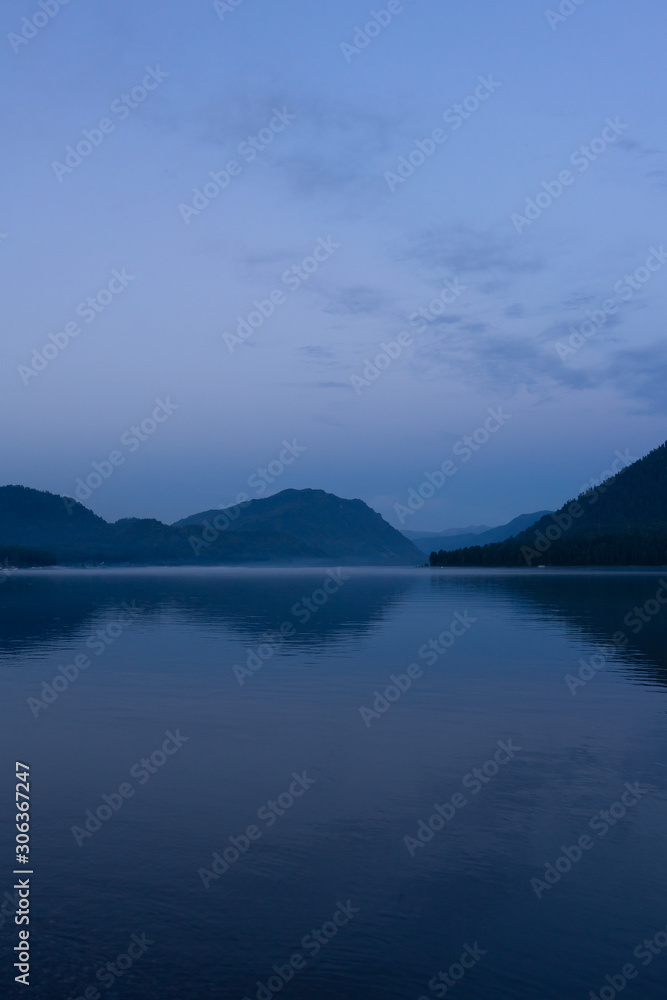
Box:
[174,489,422,565]
[0,486,422,566]
[431,443,667,567]
[0,485,115,561]
[402,525,490,541]
[410,511,552,555]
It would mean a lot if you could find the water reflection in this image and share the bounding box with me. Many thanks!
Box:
[1,569,667,999]
[428,569,667,687]
[0,568,414,661]
[3,567,666,688]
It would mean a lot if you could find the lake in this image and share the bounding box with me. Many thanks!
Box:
[1,567,666,999]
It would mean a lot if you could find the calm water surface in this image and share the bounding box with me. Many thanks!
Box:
[1,567,666,999]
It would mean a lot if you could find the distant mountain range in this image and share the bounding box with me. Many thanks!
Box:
[402,525,490,540]
[405,511,552,555]
[431,442,667,567]
[0,486,422,567]
[3,442,666,570]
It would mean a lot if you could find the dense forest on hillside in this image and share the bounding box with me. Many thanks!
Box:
[431,442,667,567]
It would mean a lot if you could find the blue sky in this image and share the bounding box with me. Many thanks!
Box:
[2,0,667,531]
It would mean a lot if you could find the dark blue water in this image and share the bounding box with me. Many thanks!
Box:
[1,567,666,999]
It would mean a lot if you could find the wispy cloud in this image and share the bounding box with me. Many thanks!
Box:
[402,223,545,277]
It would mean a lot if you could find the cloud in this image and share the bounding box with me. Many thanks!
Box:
[322,285,393,316]
[269,102,401,199]
[602,343,667,414]
[403,223,545,277]
[616,138,662,158]
[534,310,624,347]
[615,138,667,189]
[504,303,527,319]
[297,345,336,359]
[459,321,489,334]
[645,168,667,190]
[174,84,401,204]
[281,380,350,394]
[410,303,667,415]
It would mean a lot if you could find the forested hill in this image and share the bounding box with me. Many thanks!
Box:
[0,485,422,566]
[174,488,422,564]
[431,442,667,567]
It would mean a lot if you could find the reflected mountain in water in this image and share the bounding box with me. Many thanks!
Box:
[0,568,414,662]
[2,568,667,691]
[429,569,667,687]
